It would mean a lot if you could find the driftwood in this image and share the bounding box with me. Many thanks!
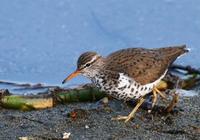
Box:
[0,64,199,111]
[0,85,106,111]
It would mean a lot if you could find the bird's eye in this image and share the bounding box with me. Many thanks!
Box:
[85,63,91,67]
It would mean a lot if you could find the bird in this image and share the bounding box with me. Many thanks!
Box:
[62,45,188,122]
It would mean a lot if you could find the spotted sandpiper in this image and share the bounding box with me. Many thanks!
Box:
[62,45,188,122]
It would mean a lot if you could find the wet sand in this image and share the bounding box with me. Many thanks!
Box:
[0,89,200,140]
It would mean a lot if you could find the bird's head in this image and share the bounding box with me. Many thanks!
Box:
[62,51,102,84]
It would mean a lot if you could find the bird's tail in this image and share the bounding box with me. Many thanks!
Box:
[161,44,189,60]
[157,44,189,67]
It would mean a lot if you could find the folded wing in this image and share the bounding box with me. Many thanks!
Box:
[104,45,188,85]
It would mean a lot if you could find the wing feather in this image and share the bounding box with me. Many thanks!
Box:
[104,45,187,85]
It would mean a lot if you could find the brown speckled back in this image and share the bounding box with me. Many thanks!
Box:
[104,45,188,85]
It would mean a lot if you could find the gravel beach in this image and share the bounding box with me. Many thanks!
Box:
[0,88,199,140]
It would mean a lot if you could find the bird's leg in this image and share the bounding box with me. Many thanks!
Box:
[148,89,158,113]
[152,89,158,108]
[112,97,145,123]
[153,86,167,100]
[148,86,167,112]
[165,93,179,112]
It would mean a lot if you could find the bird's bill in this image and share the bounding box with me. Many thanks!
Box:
[62,70,81,84]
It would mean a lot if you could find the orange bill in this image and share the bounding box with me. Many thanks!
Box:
[62,70,81,84]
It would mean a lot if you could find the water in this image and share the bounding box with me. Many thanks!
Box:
[0,0,200,93]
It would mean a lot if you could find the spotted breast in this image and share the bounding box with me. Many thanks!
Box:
[92,69,167,101]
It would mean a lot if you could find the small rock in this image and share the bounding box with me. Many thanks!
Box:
[101,97,109,104]
[63,132,71,139]
[85,125,89,129]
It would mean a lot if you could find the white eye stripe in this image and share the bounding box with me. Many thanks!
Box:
[84,55,100,67]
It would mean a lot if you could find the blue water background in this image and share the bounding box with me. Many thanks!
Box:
[0,0,199,92]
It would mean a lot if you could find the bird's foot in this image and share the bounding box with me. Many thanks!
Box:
[112,97,145,123]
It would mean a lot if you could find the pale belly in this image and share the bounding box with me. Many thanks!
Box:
[92,72,166,101]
